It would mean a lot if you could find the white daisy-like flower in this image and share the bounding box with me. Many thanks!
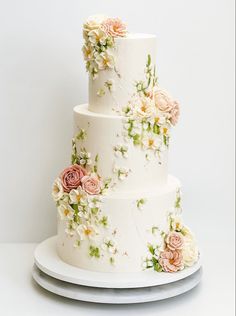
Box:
[52,178,64,202]
[134,96,155,119]
[88,28,107,45]
[77,223,98,241]
[102,237,117,254]
[57,201,74,220]
[142,134,161,150]
[69,187,87,205]
[82,44,94,61]
[95,51,115,70]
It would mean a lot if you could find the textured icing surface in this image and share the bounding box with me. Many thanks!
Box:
[89,35,157,115]
[74,104,168,193]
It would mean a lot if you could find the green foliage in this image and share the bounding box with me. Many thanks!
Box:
[89,246,100,258]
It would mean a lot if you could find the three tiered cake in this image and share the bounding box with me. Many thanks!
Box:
[52,16,199,274]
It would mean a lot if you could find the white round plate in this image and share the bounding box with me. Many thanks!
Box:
[34,236,201,289]
[32,264,202,304]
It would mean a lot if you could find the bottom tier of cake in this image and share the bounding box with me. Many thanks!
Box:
[56,176,199,273]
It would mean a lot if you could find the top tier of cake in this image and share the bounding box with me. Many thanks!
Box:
[88,34,157,115]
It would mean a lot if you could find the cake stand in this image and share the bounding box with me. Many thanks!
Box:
[32,236,202,304]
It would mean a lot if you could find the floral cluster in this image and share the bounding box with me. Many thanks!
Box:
[52,138,118,263]
[122,55,180,159]
[82,15,127,78]
[143,193,199,273]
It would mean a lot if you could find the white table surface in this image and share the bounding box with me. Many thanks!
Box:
[0,241,234,316]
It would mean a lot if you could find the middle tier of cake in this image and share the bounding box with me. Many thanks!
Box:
[74,104,168,193]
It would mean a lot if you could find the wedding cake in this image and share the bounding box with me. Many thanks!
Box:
[52,16,199,273]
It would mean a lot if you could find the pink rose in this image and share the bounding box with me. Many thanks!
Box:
[60,165,87,193]
[159,249,183,273]
[81,175,101,195]
[166,232,184,251]
[169,101,180,126]
[154,89,180,125]
[101,18,127,37]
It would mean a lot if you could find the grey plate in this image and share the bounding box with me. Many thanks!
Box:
[32,264,202,304]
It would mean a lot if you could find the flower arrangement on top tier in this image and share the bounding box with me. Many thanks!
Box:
[143,191,199,273]
[122,55,180,160]
[82,15,127,79]
[52,138,118,263]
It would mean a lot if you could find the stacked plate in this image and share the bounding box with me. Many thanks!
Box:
[32,236,202,304]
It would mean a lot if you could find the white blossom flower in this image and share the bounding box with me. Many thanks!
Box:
[102,237,117,254]
[142,254,154,269]
[65,220,77,237]
[57,201,74,220]
[52,178,64,202]
[69,187,87,205]
[82,44,94,61]
[88,196,102,209]
[78,149,92,166]
[113,165,130,180]
[170,215,183,232]
[134,96,155,119]
[77,223,98,241]
[113,144,129,158]
[142,134,161,150]
[95,51,115,70]
[88,28,108,45]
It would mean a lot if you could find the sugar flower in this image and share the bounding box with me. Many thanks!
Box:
[60,164,87,193]
[159,248,184,272]
[52,178,64,202]
[101,18,127,37]
[166,232,184,251]
[81,175,101,195]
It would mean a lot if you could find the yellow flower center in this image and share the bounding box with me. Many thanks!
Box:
[77,194,82,202]
[155,117,160,123]
[163,127,168,134]
[141,104,147,112]
[148,139,154,147]
[64,209,70,216]
[84,228,92,236]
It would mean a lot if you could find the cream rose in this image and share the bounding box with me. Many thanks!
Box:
[182,234,199,267]
[83,15,107,32]
[81,175,101,195]
[166,232,184,250]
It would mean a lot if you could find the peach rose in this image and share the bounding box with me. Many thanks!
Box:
[154,90,180,125]
[60,165,87,193]
[166,232,184,251]
[159,249,183,273]
[169,101,180,126]
[101,18,127,37]
[81,175,101,195]
[154,90,173,112]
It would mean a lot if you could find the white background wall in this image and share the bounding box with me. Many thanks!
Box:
[0,0,234,243]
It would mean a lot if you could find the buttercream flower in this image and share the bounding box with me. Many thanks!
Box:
[58,201,74,220]
[81,175,101,195]
[102,237,117,254]
[101,18,127,37]
[159,249,184,272]
[166,232,184,250]
[95,51,115,70]
[142,134,161,150]
[135,97,155,119]
[77,223,97,240]
[88,28,108,45]
[154,89,174,112]
[182,234,199,267]
[60,165,87,193]
[170,215,183,232]
[52,178,64,201]
[169,101,180,126]
[83,15,107,32]
[69,187,87,205]
[82,44,94,61]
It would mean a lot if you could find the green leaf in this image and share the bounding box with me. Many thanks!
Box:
[148,244,155,255]
[89,246,100,258]
[147,54,151,67]
[153,124,160,134]
[133,134,141,145]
